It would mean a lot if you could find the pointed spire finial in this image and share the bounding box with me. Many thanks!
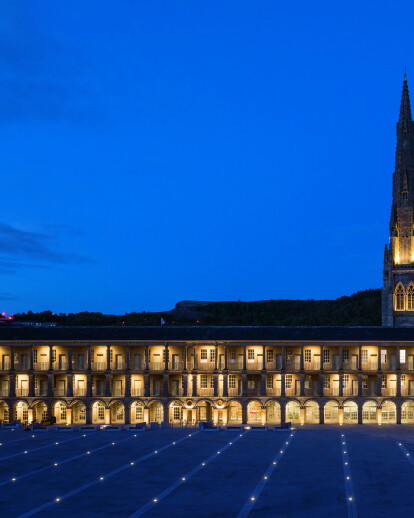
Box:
[400,70,412,122]
[404,65,407,82]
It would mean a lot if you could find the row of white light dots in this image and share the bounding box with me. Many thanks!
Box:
[249,433,295,504]
[55,433,194,503]
[152,433,243,505]
[341,433,356,508]
[397,441,413,464]
[11,434,93,483]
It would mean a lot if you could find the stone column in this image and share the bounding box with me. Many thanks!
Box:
[47,374,53,397]
[224,344,228,370]
[320,345,324,371]
[358,374,363,397]
[260,374,266,396]
[145,346,149,370]
[397,373,401,397]
[28,374,34,397]
[242,374,247,397]
[125,346,130,370]
[66,408,72,425]
[29,346,34,370]
[377,374,382,397]
[242,347,246,371]
[87,345,92,370]
[183,346,187,371]
[262,345,266,371]
[300,374,305,397]
[125,374,131,397]
[182,375,188,397]
[241,401,247,424]
[280,402,286,425]
[281,346,286,370]
[397,345,401,369]
[319,404,324,424]
[106,346,111,371]
[299,407,305,426]
[338,407,344,425]
[358,345,362,370]
[300,346,304,371]
[104,408,110,425]
[281,373,286,397]
[27,408,34,424]
[105,374,111,397]
[378,345,382,371]
[192,375,197,397]
[319,374,324,397]
[215,344,218,370]
[68,345,72,370]
[357,403,363,424]
[194,346,197,370]
[339,345,343,370]
[86,374,92,397]
[67,373,73,397]
[85,406,92,424]
[10,346,14,370]
[9,374,15,397]
[339,374,343,397]
[222,373,228,397]
[163,375,169,396]
[164,344,168,370]
[213,374,218,397]
[124,405,130,425]
[49,345,53,371]
[396,403,402,425]
[144,374,150,397]
[376,407,382,425]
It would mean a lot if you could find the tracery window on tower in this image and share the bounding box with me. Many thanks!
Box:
[394,283,405,311]
[407,284,414,310]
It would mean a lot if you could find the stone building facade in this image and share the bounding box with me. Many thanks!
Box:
[1,326,414,427]
[383,74,414,326]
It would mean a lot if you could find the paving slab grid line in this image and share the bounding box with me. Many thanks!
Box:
[17,431,199,518]
[0,433,138,487]
[341,433,357,518]
[237,431,296,518]
[129,431,249,517]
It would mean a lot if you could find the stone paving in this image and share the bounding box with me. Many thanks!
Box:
[0,425,413,517]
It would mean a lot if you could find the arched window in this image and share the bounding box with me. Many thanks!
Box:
[407,284,414,310]
[394,284,405,311]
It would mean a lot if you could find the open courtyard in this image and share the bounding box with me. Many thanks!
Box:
[0,425,412,517]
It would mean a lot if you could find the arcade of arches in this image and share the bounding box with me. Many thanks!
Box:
[1,398,413,426]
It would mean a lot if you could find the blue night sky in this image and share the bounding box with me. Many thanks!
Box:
[0,1,412,314]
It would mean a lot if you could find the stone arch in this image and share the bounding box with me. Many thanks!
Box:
[109,400,125,424]
[52,400,68,424]
[402,400,414,423]
[91,400,106,424]
[394,283,405,311]
[0,401,10,423]
[304,400,320,424]
[324,400,339,424]
[247,400,264,424]
[32,400,49,423]
[265,400,281,424]
[196,399,213,422]
[148,400,164,423]
[407,283,414,310]
[343,400,358,424]
[285,400,300,424]
[227,400,242,423]
[362,400,378,424]
[71,401,86,424]
[381,400,397,424]
[14,400,29,424]
[169,400,183,422]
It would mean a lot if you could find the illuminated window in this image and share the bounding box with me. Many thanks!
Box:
[285,374,292,389]
[110,349,113,362]
[343,374,349,389]
[229,375,236,389]
[395,284,405,311]
[266,350,274,362]
[382,375,387,388]
[361,350,368,364]
[248,350,254,360]
[266,375,273,389]
[342,350,349,363]
[323,350,330,364]
[210,376,214,388]
[200,374,207,388]
[33,349,38,363]
[135,404,144,420]
[304,375,311,389]
[173,402,182,420]
[407,284,414,310]
[230,350,236,360]
[210,349,215,362]
[52,349,56,362]
[304,350,311,363]
[60,404,67,421]
[323,375,330,388]
[362,376,368,389]
[200,350,207,360]
[400,349,406,364]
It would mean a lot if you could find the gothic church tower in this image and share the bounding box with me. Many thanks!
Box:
[383,73,414,326]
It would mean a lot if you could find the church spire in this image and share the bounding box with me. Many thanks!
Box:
[399,70,412,122]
